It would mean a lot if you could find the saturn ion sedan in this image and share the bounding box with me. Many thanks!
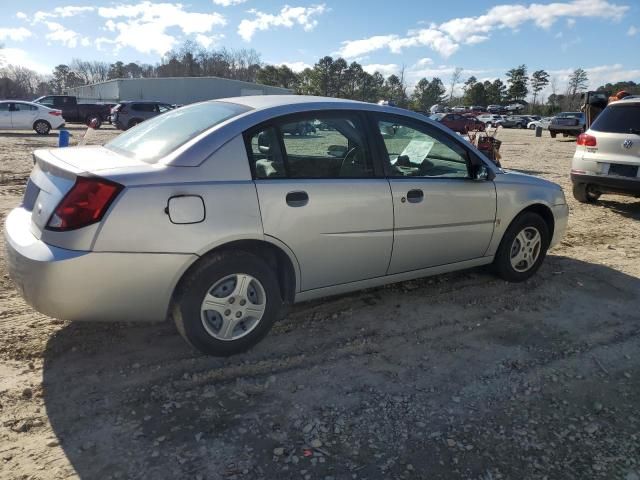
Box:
[4,96,568,356]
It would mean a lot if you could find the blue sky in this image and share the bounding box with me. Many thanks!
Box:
[1,0,639,97]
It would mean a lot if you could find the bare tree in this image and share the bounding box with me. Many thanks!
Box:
[449,67,463,104]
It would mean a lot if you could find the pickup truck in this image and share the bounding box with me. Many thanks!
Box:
[33,96,113,129]
[549,112,586,138]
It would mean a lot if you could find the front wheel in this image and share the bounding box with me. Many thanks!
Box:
[33,120,51,135]
[493,212,550,282]
[550,131,557,138]
[529,124,536,130]
[172,251,283,356]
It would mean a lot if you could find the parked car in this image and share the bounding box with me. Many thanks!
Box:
[0,100,65,135]
[487,105,504,114]
[111,101,174,130]
[500,115,528,129]
[476,113,503,127]
[430,113,485,133]
[549,112,585,138]
[528,117,552,130]
[4,96,568,356]
[281,121,316,135]
[33,95,111,129]
[571,96,640,202]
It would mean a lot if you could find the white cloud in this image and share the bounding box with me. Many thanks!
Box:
[44,21,87,48]
[213,0,248,5]
[238,4,326,41]
[362,63,400,77]
[16,12,28,20]
[33,6,95,23]
[336,0,628,59]
[195,33,225,48]
[0,47,51,74]
[335,35,397,59]
[97,1,227,55]
[548,64,640,91]
[278,61,312,72]
[0,27,32,42]
[628,26,638,36]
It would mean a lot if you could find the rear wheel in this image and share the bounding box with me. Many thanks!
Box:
[572,183,601,203]
[127,119,141,129]
[172,251,283,356]
[33,120,51,135]
[550,131,557,138]
[493,212,550,282]
[529,124,536,130]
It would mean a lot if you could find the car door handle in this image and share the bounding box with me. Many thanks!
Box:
[286,191,309,207]
[406,189,424,203]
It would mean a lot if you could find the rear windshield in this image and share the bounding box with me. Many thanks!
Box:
[106,101,250,163]
[591,104,640,134]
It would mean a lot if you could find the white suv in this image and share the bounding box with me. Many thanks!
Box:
[571,97,640,202]
[476,114,503,127]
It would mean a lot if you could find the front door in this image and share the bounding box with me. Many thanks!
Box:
[373,114,497,275]
[245,111,393,291]
[0,103,11,128]
[11,103,38,129]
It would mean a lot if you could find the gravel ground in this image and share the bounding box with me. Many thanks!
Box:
[0,124,639,480]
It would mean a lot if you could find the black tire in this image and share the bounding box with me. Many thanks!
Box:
[127,119,141,129]
[85,115,102,129]
[33,120,51,135]
[572,183,600,203]
[516,123,523,129]
[493,212,550,282]
[529,124,536,130]
[550,131,557,138]
[172,250,283,356]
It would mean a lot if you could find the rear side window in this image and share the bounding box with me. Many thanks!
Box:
[132,103,155,112]
[591,105,640,133]
[106,101,250,163]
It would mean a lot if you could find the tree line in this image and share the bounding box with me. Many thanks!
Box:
[1,41,639,114]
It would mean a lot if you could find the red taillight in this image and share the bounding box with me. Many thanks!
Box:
[47,177,123,231]
[49,110,62,116]
[576,133,597,147]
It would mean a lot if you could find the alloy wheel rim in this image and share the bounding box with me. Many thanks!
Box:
[510,227,542,272]
[36,122,47,133]
[200,274,266,341]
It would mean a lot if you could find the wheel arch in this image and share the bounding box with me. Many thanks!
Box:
[498,203,555,250]
[170,239,299,316]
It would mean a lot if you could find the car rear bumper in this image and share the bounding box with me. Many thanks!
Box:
[549,126,582,135]
[4,207,195,323]
[571,172,640,195]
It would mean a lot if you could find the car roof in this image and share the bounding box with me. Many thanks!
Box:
[0,100,39,105]
[119,100,168,104]
[221,94,366,110]
[610,96,640,105]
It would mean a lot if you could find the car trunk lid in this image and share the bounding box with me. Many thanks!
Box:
[25,146,145,239]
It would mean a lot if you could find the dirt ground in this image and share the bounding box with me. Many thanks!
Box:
[0,124,639,480]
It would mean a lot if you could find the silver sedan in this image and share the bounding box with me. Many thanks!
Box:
[4,96,568,355]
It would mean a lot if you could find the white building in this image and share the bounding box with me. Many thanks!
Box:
[66,76,293,105]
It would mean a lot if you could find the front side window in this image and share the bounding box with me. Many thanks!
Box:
[0,103,10,112]
[247,113,373,179]
[377,119,470,179]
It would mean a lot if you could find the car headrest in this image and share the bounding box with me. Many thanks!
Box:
[258,131,273,154]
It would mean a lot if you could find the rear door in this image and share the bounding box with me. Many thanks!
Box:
[246,110,394,291]
[372,113,496,274]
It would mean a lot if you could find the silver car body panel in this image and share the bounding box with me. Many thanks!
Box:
[256,178,393,290]
[387,178,496,274]
[5,207,194,322]
[4,96,568,324]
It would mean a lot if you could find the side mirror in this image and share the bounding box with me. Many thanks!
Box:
[166,195,205,224]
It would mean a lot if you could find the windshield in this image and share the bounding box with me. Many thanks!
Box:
[105,101,251,163]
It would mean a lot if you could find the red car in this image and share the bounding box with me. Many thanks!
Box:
[429,113,485,133]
